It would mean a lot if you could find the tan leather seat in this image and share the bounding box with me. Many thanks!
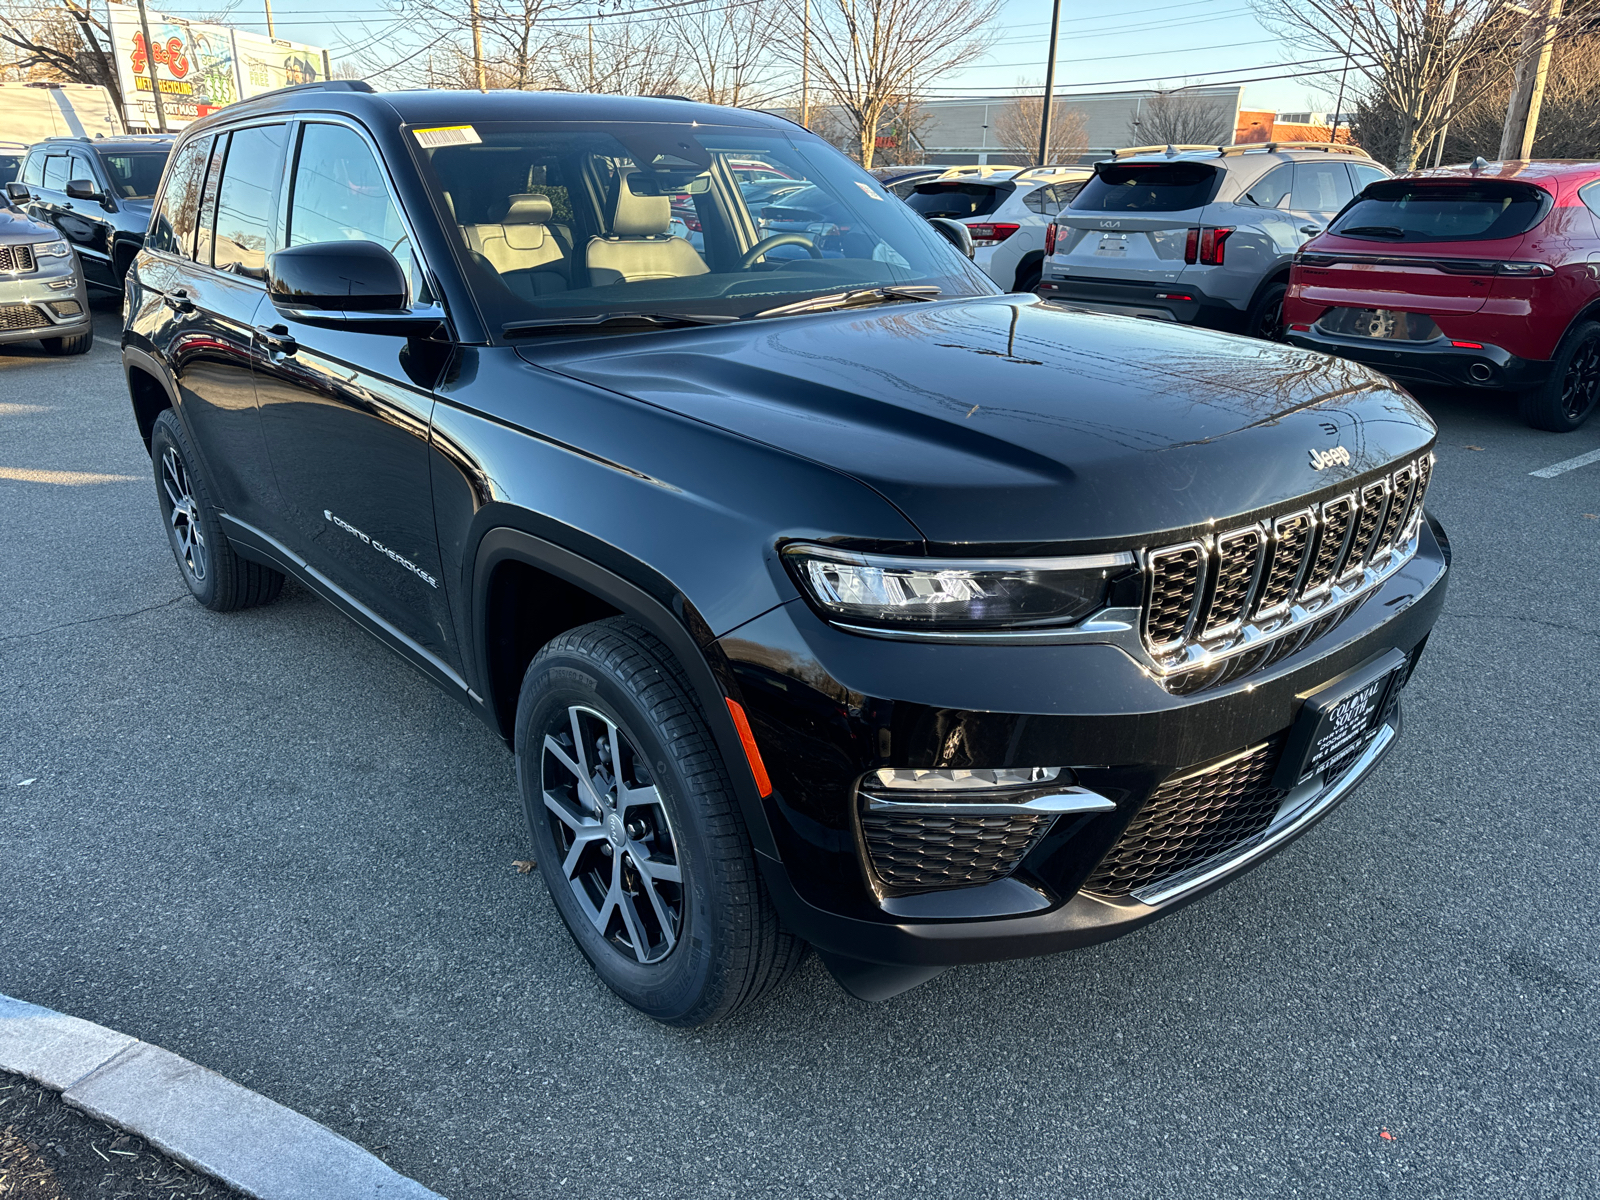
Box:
[587,173,709,286]
[461,194,571,297]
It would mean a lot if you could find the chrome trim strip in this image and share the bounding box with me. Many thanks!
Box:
[861,786,1117,817]
[783,544,1137,572]
[1131,721,1396,906]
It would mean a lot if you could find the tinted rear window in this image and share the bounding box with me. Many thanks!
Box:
[905,182,1011,219]
[1071,163,1221,212]
[1330,180,1551,242]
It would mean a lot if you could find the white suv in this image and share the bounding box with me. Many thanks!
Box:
[1035,143,1388,337]
[902,166,1093,293]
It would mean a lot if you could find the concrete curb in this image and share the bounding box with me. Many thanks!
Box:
[0,992,446,1200]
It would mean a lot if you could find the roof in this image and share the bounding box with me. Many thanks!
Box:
[1399,160,1600,186]
[35,135,173,151]
[1112,141,1371,165]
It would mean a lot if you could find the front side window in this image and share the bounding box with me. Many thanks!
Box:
[41,155,71,191]
[405,121,992,336]
[212,124,288,279]
[1330,179,1553,242]
[148,135,210,257]
[1071,162,1222,213]
[288,122,419,299]
[98,150,170,199]
[67,151,96,188]
[21,152,43,186]
[1351,163,1388,190]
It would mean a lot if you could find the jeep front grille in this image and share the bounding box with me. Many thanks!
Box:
[0,303,48,330]
[0,245,37,274]
[1140,453,1432,673]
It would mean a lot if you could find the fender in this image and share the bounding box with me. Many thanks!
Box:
[471,526,782,859]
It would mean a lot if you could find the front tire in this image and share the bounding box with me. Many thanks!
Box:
[40,326,93,355]
[514,618,806,1026]
[149,409,285,611]
[1520,320,1600,432]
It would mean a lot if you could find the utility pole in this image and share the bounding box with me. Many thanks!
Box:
[1499,0,1564,160]
[1036,0,1061,165]
[1329,33,1353,142]
[133,0,167,133]
[471,0,486,91]
[800,0,810,128]
[262,0,275,38]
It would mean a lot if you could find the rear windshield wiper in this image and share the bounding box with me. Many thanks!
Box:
[750,285,943,320]
[1338,225,1407,239]
[502,312,738,338]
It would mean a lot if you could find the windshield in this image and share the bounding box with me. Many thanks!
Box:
[405,122,993,335]
[1329,180,1551,242]
[1071,162,1221,212]
[903,181,1011,219]
[96,150,169,199]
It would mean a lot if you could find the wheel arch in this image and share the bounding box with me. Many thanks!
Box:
[1011,249,1045,292]
[124,345,175,453]
[471,526,781,859]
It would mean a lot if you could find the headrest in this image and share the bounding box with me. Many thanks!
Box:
[501,193,553,225]
[611,173,670,237]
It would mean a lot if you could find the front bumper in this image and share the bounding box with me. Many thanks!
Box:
[1286,327,1552,391]
[0,257,90,344]
[717,518,1448,967]
[1035,274,1246,332]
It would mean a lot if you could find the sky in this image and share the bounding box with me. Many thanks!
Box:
[152,0,1343,115]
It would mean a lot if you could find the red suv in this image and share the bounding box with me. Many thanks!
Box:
[1284,161,1600,431]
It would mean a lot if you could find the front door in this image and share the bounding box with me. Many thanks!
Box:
[251,119,458,666]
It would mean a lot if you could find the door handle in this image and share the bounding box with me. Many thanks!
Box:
[1299,224,1323,236]
[254,324,297,355]
[162,289,194,314]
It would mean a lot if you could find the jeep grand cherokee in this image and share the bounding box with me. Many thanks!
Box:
[122,82,1448,1025]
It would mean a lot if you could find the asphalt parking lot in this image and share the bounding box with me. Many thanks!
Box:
[3,302,1598,1200]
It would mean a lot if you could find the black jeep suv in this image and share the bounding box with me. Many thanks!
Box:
[122,82,1448,1025]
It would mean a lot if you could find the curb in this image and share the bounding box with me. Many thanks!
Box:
[0,992,446,1200]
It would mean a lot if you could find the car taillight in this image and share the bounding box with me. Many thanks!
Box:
[1184,227,1199,264]
[683,214,701,232]
[968,222,1020,247]
[1199,227,1234,266]
[1045,222,1058,256]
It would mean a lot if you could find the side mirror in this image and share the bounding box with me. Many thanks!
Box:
[267,240,443,336]
[65,179,103,202]
[5,181,29,203]
[927,216,974,259]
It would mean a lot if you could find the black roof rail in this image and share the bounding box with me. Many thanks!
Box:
[240,79,376,103]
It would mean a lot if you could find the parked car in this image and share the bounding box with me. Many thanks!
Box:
[124,83,1447,1026]
[1037,143,1389,337]
[0,142,26,185]
[1285,160,1600,431]
[0,181,93,354]
[17,134,173,292]
[868,165,945,199]
[903,165,1091,291]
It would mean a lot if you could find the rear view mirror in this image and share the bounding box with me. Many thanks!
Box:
[627,172,709,196]
[65,179,102,202]
[5,182,29,203]
[927,217,975,259]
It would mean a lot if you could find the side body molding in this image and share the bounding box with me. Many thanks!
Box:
[470,527,782,860]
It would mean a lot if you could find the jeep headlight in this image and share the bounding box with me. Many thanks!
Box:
[782,544,1132,629]
[34,239,71,259]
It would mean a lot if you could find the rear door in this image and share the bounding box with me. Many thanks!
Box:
[1286,159,1355,240]
[60,146,117,287]
[1050,160,1221,289]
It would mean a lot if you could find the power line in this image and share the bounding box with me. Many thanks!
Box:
[912,53,1377,95]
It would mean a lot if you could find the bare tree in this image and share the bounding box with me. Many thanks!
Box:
[0,0,122,109]
[386,0,571,90]
[1251,0,1512,169]
[1125,86,1233,146]
[994,89,1090,163]
[779,0,1001,168]
[668,0,780,107]
[558,20,685,95]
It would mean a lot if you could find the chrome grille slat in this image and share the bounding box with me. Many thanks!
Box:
[1139,454,1434,673]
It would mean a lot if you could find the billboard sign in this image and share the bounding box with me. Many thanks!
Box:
[106,3,326,129]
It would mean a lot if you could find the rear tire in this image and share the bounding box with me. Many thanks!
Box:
[40,326,93,355]
[514,617,806,1026]
[1246,281,1288,341]
[1015,262,1043,294]
[149,409,285,611]
[1519,320,1600,432]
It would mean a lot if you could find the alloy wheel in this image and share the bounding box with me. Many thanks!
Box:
[1560,335,1600,423]
[160,446,207,583]
[541,705,683,964]
[1256,288,1286,341]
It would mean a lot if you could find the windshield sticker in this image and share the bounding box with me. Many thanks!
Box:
[324,510,438,587]
[855,180,885,201]
[412,125,482,148]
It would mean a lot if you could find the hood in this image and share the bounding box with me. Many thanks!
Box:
[0,205,54,242]
[524,296,1435,548]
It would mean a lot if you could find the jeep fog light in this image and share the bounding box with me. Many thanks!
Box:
[783,544,1132,629]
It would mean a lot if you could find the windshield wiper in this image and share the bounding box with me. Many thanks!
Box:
[502,311,738,338]
[1339,225,1407,239]
[750,285,943,320]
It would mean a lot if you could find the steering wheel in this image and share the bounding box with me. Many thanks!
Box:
[738,233,822,270]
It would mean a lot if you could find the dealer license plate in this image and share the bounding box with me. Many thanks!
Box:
[1275,649,1407,789]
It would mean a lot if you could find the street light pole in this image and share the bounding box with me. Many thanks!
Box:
[1500,0,1564,160]
[800,0,810,128]
[1036,0,1061,165]
[263,0,275,38]
[133,0,167,133]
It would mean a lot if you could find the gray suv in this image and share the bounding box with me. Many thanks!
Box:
[1035,142,1388,338]
[0,184,92,354]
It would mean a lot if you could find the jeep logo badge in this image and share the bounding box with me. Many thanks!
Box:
[1309,446,1351,471]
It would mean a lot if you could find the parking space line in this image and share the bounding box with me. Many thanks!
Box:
[1530,448,1600,479]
